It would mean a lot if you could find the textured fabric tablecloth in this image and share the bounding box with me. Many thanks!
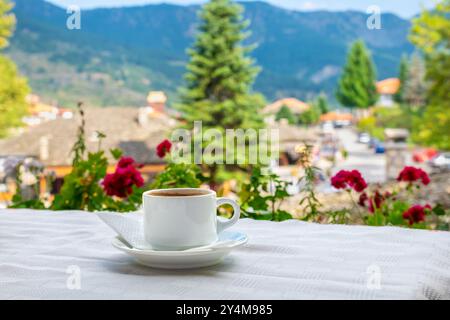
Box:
[1,209,449,300]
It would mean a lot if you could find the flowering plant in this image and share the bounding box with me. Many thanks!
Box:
[150,139,205,189]
[331,167,447,229]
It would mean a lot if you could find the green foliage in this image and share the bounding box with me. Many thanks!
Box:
[239,166,293,221]
[394,55,409,104]
[51,150,110,211]
[403,53,427,108]
[409,0,450,150]
[0,55,29,137]
[297,145,323,222]
[275,105,296,124]
[0,0,14,49]
[298,103,321,125]
[151,163,204,189]
[357,106,422,142]
[336,40,378,109]
[315,93,330,115]
[0,0,29,138]
[177,0,265,130]
[50,105,143,212]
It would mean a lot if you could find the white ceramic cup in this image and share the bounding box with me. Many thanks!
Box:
[143,188,240,250]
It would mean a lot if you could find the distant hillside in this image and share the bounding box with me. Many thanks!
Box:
[6,0,414,107]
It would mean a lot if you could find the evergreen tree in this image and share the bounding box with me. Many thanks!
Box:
[403,52,427,108]
[177,0,265,130]
[336,40,378,109]
[315,93,330,114]
[410,0,450,150]
[394,55,409,104]
[0,0,29,137]
[275,105,296,125]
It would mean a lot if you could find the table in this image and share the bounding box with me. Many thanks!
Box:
[1,209,449,300]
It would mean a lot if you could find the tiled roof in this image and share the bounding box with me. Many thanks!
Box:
[263,98,310,115]
[376,78,400,95]
[0,108,173,166]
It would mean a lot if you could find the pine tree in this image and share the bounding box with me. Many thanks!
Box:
[275,105,296,125]
[403,52,427,108]
[336,40,378,109]
[315,93,330,114]
[0,0,29,137]
[177,0,265,130]
[394,55,409,104]
[410,0,450,150]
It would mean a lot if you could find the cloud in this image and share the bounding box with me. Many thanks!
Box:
[300,1,317,10]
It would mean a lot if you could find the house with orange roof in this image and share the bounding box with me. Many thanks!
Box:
[376,78,400,107]
[263,98,310,124]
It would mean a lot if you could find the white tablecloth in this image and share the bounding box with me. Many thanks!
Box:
[1,209,449,300]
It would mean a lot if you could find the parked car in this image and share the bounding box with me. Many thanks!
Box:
[429,153,450,170]
[358,132,371,144]
[374,142,385,154]
[368,137,380,149]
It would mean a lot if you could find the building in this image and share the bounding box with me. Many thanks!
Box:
[263,98,310,115]
[23,94,74,126]
[0,107,175,199]
[147,91,168,113]
[376,78,400,107]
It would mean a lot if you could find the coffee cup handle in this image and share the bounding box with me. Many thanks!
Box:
[216,198,240,234]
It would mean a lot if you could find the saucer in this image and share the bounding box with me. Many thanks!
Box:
[111,231,248,269]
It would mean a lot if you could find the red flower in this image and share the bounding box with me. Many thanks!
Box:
[358,192,368,207]
[117,156,135,168]
[368,191,385,213]
[331,170,367,192]
[156,139,172,158]
[402,204,432,225]
[102,156,144,198]
[397,166,430,186]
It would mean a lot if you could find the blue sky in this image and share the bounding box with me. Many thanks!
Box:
[47,0,435,18]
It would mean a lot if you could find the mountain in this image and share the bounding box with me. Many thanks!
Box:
[6,0,414,107]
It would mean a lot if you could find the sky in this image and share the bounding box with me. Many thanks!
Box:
[47,0,436,18]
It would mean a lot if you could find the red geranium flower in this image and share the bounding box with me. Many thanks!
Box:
[397,166,430,186]
[402,204,432,225]
[368,191,385,213]
[331,170,367,192]
[156,139,172,158]
[102,156,144,198]
[358,192,368,207]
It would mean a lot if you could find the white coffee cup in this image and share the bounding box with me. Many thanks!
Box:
[143,188,240,251]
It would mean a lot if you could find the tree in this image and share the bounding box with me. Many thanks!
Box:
[176,0,265,185]
[410,0,450,150]
[336,40,378,109]
[394,55,409,104]
[177,0,265,130]
[298,104,321,125]
[403,53,427,108]
[0,0,29,137]
[0,0,15,49]
[315,93,330,114]
[275,105,296,124]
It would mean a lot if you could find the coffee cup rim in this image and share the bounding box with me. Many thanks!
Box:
[143,188,215,199]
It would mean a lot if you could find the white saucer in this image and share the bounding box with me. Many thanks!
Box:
[112,231,248,269]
